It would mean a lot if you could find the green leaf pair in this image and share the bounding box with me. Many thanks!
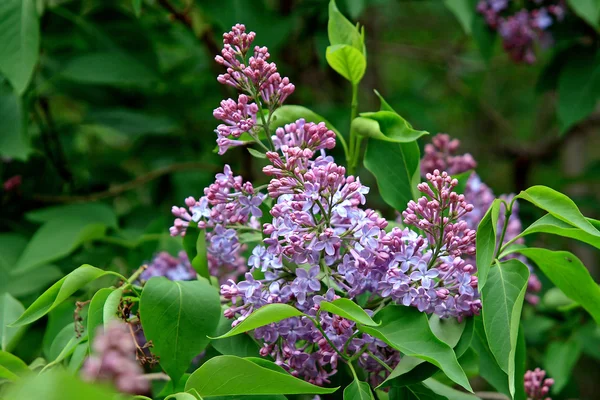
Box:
[327,0,366,85]
[362,91,426,212]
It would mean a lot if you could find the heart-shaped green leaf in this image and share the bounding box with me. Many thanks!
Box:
[185,355,338,396]
[140,277,221,384]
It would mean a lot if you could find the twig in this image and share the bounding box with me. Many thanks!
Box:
[32,161,219,203]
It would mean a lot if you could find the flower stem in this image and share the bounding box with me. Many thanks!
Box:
[348,83,359,173]
[366,349,393,372]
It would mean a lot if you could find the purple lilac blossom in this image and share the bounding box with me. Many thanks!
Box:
[419,133,542,304]
[476,0,567,64]
[170,166,256,283]
[217,121,481,385]
[524,368,554,400]
[81,322,149,395]
[213,24,295,154]
[140,251,196,282]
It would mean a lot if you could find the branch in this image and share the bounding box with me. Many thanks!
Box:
[32,161,219,203]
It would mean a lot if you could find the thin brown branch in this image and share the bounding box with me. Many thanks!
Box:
[157,0,192,28]
[32,161,219,203]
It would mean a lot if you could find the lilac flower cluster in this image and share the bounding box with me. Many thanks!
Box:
[140,251,196,282]
[476,0,566,64]
[524,368,554,400]
[213,24,295,154]
[175,24,484,387]
[216,117,482,384]
[421,133,476,176]
[419,133,542,303]
[82,322,149,395]
[170,165,263,278]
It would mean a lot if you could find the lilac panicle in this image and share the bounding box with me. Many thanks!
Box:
[524,368,554,400]
[213,24,295,154]
[82,322,149,395]
[419,133,543,303]
[476,0,567,64]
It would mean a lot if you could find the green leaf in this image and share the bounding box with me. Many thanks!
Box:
[139,277,221,384]
[247,147,267,159]
[11,265,109,327]
[132,0,143,17]
[514,324,526,400]
[471,316,510,397]
[515,248,600,325]
[359,305,472,392]
[0,293,26,352]
[476,199,501,289]
[326,44,366,84]
[67,342,88,373]
[0,84,29,160]
[557,50,600,133]
[328,0,363,52]
[269,105,341,136]
[567,0,600,30]
[444,0,475,34]
[481,260,529,398]
[355,111,429,143]
[61,52,157,86]
[87,288,113,351]
[379,317,468,389]
[320,299,379,326]
[514,213,600,250]
[3,370,118,399]
[211,311,260,358]
[0,0,39,94]
[185,355,338,396]
[344,379,374,400]
[364,139,420,212]
[212,303,304,339]
[423,379,479,400]
[3,265,63,298]
[516,186,600,238]
[15,204,118,273]
[165,393,202,400]
[392,383,448,400]
[544,340,581,394]
[471,11,496,62]
[0,351,28,381]
[183,226,210,280]
[103,288,122,328]
[26,203,118,226]
[48,323,87,365]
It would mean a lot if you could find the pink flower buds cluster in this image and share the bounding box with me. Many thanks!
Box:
[524,368,554,400]
[420,133,476,176]
[213,24,295,154]
[272,119,336,152]
[81,322,149,395]
[403,170,476,258]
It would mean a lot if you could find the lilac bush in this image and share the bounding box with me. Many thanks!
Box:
[6,3,599,400]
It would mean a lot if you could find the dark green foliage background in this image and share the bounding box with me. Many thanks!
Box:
[0,0,599,398]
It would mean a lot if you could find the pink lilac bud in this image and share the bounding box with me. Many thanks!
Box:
[272,119,336,152]
[417,134,543,304]
[2,175,22,192]
[421,134,476,176]
[213,95,259,139]
[81,322,149,395]
[524,368,554,400]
